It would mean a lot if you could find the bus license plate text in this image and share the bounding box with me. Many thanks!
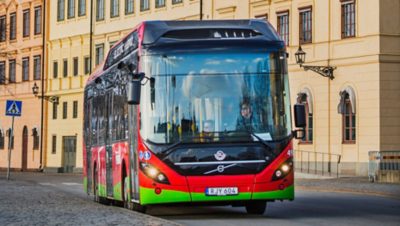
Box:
[205,187,239,196]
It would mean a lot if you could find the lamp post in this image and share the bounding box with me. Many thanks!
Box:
[32,82,59,104]
[295,46,336,80]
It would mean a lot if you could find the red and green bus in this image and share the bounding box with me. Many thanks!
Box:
[83,20,305,214]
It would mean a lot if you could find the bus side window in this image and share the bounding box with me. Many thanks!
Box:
[111,91,117,142]
[122,84,129,140]
[91,95,98,146]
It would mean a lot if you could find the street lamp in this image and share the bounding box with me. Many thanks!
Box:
[295,46,336,80]
[32,82,59,104]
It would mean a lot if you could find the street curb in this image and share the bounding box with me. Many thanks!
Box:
[296,185,400,200]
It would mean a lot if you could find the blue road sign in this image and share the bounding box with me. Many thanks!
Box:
[5,100,22,117]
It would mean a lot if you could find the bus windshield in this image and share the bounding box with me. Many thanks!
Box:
[140,51,292,145]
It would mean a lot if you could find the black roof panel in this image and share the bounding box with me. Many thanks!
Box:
[142,20,281,45]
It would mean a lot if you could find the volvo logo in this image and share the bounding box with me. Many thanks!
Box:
[214,150,226,161]
[217,165,225,173]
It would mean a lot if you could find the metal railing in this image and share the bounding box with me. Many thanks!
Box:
[369,150,400,183]
[294,149,342,178]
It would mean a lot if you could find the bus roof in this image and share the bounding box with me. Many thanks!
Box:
[86,19,282,85]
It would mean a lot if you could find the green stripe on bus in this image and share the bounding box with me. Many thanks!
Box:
[252,185,294,200]
[139,186,294,205]
[140,187,191,205]
[191,192,252,201]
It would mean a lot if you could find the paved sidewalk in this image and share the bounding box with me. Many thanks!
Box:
[295,172,400,199]
[0,176,179,226]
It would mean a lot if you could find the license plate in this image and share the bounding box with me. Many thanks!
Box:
[205,187,239,196]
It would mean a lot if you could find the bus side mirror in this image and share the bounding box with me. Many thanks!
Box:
[294,104,306,128]
[293,104,306,140]
[127,80,141,105]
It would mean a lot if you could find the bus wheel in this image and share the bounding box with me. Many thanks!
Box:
[245,201,266,215]
[123,176,133,210]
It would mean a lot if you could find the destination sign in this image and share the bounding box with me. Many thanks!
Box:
[105,31,138,69]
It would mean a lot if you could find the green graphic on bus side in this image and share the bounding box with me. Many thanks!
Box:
[113,182,123,201]
[83,177,88,193]
[98,184,107,197]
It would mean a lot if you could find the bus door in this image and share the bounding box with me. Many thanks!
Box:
[105,91,113,197]
[129,100,140,200]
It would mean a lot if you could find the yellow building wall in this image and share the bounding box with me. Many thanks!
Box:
[44,0,399,176]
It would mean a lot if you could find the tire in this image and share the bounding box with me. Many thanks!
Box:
[245,201,267,215]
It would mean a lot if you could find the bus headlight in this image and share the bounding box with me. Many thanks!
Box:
[272,159,293,181]
[140,162,170,184]
[281,164,290,172]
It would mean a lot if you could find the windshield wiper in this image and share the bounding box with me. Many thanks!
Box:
[245,131,276,158]
[159,140,183,157]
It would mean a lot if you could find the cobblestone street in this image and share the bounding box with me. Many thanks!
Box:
[0,177,178,226]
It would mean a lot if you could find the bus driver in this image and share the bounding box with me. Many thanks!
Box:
[236,101,260,132]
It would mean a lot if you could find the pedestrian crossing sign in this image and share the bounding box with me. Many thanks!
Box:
[5,100,22,117]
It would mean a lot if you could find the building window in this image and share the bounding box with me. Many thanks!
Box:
[68,0,75,18]
[277,11,289,46]
[32,128,39,150]
[155,0,165,8]
[299,7,312,44]
[109,41,117,49]
[53,102,58,119]
[23,9,30,37]
[73,57,78,76]
[172,0,182,4]
[53,61,58,78]
[9,60,16,83]
[22,57,29,81]
[34,55,41,80]
[0,16,5,42]
[95,44,104,66]
[73,101,78,118]
[63,102,68,119]
[52,135,57,154]
[96,0,105,21]
[338,89,356,143]
[84,56,90,74]
[78,0,86,16]
[341,0,356,38]
[125,0,134,14]
[0,61,5,84]
[140,0,149,11]
[34,6,42,35]
[255,14,268,21]
[10,13,16,40]
[111,0,120,17]
[63,59,68,77]
[0,130,4,149]
[58,0,65,21]
[297,92,313,143]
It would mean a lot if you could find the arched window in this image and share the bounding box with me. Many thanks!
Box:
[297,89,313,143]
[338,87,356,143]
[32,127,40,150]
